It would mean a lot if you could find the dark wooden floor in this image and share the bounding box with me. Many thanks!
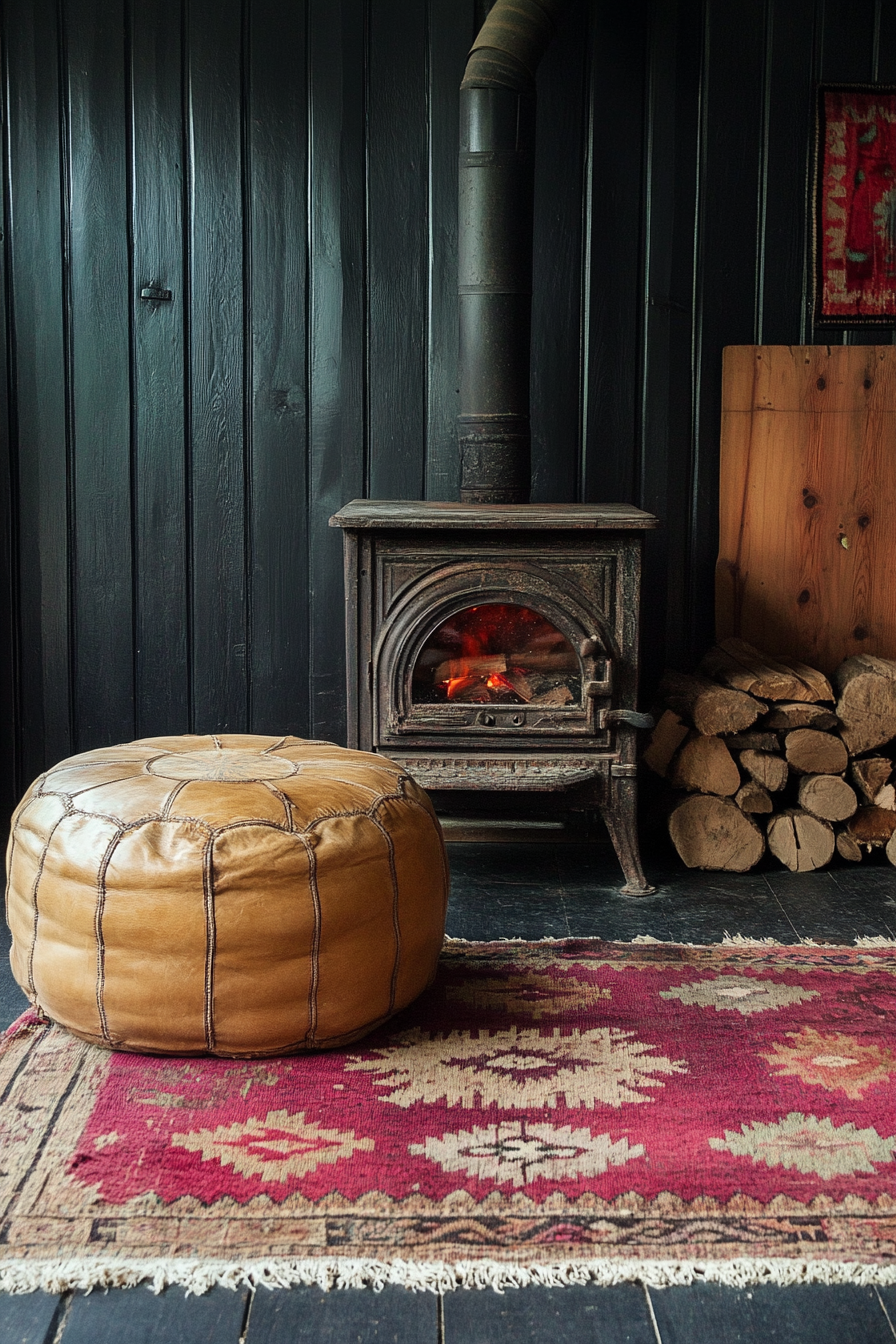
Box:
[2,837,896,1343]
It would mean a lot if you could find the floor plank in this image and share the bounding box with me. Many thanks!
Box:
[244,1284,439,1342]
[647,1282,896,1343]
[0,1291,64,1344]
[57,1284,249,1343]
[442,1282,657,1343]
[762,867,896,942]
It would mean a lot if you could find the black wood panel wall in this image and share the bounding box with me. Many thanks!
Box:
[1,0,894,823]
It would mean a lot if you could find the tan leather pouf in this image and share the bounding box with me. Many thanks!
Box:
[5,735,448,1057]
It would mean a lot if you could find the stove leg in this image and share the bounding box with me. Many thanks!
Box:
[600,773,656,896]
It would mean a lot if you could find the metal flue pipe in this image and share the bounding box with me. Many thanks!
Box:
[457,0,570,504]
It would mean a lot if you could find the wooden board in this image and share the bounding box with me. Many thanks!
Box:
[717,346,896,675]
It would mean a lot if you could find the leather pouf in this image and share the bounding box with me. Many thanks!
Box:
[5,735,448,1057]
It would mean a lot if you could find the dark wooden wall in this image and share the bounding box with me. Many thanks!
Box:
[1,0,895,822]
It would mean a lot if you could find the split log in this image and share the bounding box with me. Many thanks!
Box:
[851,756,893,806]
[845,805,896,849]
[501,670,534,702]
[669,735,741,797]
[834,654,896,755]
[762,702,838,731]
[642,710,689,778]
[780,658,835,704]
[876,783,896,810]
[668,795,765,871]
[836,829,863,862]
[721,731,780,752]
[784,729,848,776]
[740,748,788,792]
[767,809,835,872]
[735,781,773,814]
[796,773,858,823]
[700,638,812,701]
[659,670,763,736]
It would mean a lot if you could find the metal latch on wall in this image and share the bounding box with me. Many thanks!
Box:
[140,286,172,302]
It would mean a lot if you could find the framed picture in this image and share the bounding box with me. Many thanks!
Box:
[814,84,896,324]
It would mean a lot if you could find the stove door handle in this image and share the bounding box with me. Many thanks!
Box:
[599,708,655,730]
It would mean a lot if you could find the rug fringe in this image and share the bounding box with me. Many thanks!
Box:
[1,1255,895,1296]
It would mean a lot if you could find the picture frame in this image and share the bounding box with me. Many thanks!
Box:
[814,83,896,325]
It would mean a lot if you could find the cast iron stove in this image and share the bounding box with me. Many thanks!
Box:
[330,499,658,894]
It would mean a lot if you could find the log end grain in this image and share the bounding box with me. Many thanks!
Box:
[796,773,858,822]
[740,748,789,792]
[767,808,835,872]
[668,795,765,871]
[784,728,849,775]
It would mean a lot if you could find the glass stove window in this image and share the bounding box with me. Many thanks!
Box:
[412,604,581,707]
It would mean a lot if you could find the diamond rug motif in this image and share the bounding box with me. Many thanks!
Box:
[1,939,895,1286]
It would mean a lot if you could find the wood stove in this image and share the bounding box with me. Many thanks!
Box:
[330,499,658,894]
[332,0,659,895]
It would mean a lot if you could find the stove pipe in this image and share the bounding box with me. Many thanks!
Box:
[457,0,570,505]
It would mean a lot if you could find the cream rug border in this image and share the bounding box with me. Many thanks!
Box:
[1,1254,896,1296]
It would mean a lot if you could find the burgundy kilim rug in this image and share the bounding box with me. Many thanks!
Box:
[1,938,895,1293]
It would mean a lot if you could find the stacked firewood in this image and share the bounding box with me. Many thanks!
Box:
[644,638,896,872]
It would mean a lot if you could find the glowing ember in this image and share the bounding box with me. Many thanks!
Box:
[413,604,584,707]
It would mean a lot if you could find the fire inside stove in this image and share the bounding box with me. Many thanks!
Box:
[412,603,581,706]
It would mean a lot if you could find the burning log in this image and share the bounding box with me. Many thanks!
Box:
[434,655,507,683]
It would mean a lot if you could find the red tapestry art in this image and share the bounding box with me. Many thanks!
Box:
[1,939,895,1292]
[817,86,896,322]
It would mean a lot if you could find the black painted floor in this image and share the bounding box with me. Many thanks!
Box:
[2,838,895,1343]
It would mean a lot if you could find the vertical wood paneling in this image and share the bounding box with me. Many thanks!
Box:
[424,0,474,502]
[639,0,701,682]
[65,0,135,750]
[3,0,896,820]
[530,0,588,504]
[186,0,247,732]
[130,0,189,738]
[582,0,650,506]
[760,0,817,346]
[689,0,767,662]
[367,0,427,499]
[4,0,72,784]
[307,0,366,743]
[246,0,310,735]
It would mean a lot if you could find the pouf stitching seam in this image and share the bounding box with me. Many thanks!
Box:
[21,808,74,999]
[366,814,402,1017]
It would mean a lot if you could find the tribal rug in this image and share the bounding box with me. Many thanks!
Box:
[1,938,896,1293]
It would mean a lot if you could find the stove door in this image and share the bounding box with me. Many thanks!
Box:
[374,567,615,746]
